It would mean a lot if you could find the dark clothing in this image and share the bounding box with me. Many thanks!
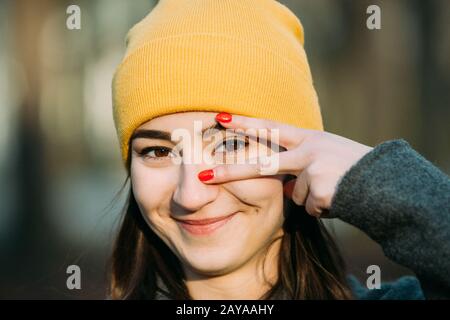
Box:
[330,139,450,299]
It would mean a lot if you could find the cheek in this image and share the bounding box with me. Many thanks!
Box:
[130,163,177,213]
[224,177,285,238]
[224,176,284,205]
[199,178,285,270]
[130,164,181,245]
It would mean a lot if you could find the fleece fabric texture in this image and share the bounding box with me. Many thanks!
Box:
[330,139,450,299]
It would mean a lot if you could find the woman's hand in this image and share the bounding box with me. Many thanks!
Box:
[198,113,374,218]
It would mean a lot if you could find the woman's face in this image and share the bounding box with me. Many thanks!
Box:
[130,112,285,277]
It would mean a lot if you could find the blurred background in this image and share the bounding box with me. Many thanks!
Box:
[0,0,449,299]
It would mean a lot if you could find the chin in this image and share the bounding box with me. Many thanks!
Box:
[181,246,245,277]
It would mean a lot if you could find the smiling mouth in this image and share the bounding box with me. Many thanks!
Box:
[173,212,239,236]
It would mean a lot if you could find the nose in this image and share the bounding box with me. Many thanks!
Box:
[172,163,219,213]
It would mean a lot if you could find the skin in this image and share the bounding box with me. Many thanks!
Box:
[130,111,373,299]
[130,112,286,299]
[205,113,374,217]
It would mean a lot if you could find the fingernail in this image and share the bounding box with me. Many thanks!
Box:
[198,169,214,182]
[216,112,232,123]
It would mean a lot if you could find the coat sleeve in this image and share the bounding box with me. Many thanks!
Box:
[329,139,450,299]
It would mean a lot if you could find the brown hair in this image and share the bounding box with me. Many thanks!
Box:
[108,175,353,299]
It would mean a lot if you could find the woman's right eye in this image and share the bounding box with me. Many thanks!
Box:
[139,146,176,160]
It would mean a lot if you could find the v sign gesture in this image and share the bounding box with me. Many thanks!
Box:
[198,112,373,218]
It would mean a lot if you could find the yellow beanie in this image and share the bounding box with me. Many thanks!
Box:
[112,0,324,164]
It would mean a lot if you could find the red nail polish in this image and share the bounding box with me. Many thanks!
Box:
[198,169,214,182]
[216,112,232,123]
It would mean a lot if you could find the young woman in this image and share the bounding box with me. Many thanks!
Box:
[108,0,450,299]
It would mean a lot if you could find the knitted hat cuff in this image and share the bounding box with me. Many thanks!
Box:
[113,34,323,163]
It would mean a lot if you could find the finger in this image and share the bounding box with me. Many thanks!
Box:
[290,170,309,206]
[215,113,314,150]
[283,179,296,198]
[199,148,311,184]
[305,194,323,218]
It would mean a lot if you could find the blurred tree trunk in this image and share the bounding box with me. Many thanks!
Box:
[7,0,58,298]
[414,0,450,169]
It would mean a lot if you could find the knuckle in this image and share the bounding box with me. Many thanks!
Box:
[305,200,316,216]
[306,194,322,217]
[306,132,325,154]
[291,192,304,206]
[306,164,321,177]
[311,187,326,201]
[315,197,328,211]
[307,131,323,144]
[214,166,227,179]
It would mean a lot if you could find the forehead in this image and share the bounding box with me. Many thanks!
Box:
[137,111,217,131]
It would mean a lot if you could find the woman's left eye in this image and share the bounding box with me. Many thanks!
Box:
[215,137,249,153]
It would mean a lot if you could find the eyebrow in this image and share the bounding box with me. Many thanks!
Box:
[130,122,225,142]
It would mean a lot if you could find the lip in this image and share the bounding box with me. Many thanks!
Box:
[173,212,239,236]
